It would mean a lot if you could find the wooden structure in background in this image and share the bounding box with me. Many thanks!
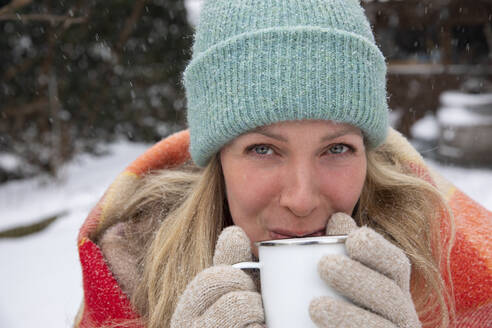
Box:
[362,0,492,135]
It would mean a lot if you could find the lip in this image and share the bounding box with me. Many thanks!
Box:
[269,227,325,239]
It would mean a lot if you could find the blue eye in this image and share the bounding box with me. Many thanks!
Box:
[328,144,349,154]
[251,145,273,155]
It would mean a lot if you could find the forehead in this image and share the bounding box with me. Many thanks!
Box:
[241,121,364,144]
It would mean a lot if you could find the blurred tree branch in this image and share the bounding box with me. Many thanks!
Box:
[484,23,492,55]
[3,56,35,82]
[3,99,49,117]
[0,0,193,181]
[4,98,48,131]
[113,0,147,61]
[0,0,32,15]
[0,13,87,27]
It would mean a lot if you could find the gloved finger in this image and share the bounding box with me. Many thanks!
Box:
[346,226,411,292]
[325,212,358,235]
[318,254,420,327]
[171,266,256,327]
[192,291,264,328]
[309,296,396,328]
[213,226,253,266]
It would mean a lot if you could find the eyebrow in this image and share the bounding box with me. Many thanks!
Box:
[250,127,288,142]
[250,125,362,143]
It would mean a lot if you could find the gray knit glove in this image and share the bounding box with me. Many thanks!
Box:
[309,213,421,328]
[170,226,265,328]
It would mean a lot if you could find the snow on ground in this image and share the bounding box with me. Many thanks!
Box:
[427,160,492,209]
[184,0,204,26]
[0,140,150,328]
[437,91,492,127]
[0,141,150,231]
[440,91,492,108]
[1,139,491,328]
[411,112,439,141]
[437,106,492,126]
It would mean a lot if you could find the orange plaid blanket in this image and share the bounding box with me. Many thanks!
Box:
[75,129,492,327]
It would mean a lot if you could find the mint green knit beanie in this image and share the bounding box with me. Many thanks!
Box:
[184,0,388,167]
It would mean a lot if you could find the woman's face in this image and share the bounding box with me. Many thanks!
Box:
[220,120,367,256]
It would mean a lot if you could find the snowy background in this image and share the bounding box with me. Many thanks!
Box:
[2,1,492,327]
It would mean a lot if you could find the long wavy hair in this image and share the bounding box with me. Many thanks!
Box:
[113,133,455,328]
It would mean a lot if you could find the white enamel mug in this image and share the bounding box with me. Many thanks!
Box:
[233,235,348,328]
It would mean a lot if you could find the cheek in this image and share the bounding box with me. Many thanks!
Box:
[226,170,277,219]
[223,165,278,238]
[319,159,366,212]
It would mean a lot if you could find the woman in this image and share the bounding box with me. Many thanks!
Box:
[74,1,492,327]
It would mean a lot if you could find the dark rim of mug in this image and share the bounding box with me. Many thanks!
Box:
[255,235,347,247]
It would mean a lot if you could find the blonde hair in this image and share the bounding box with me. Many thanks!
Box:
[117,143,455,328]
[359,142,455,327]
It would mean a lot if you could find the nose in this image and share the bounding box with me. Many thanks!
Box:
[279,161,320,217]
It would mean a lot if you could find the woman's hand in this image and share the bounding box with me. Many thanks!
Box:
[309,213,421,328]
[170,226,265,328]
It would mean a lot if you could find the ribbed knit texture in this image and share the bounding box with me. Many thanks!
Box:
[184,0,388,166]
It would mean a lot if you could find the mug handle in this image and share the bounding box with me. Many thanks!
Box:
[232,262,262,270]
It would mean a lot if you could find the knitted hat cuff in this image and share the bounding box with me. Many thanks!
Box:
[184,27,388,167]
